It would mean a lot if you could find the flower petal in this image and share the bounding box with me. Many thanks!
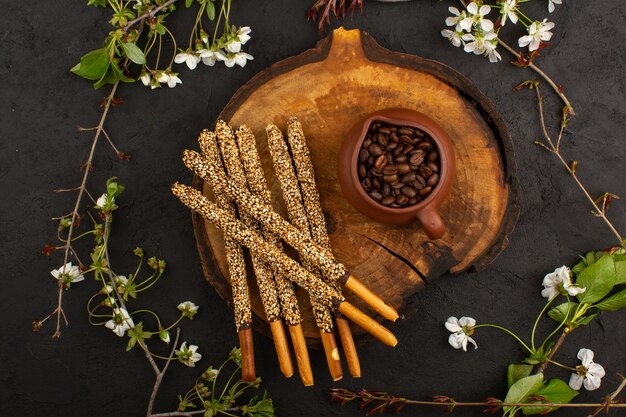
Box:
[569,373,584,390]
[577,348,594,367]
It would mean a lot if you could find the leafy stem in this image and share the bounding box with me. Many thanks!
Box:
[473,324,533,353]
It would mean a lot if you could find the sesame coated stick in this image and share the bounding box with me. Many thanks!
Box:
[201,124,293,379]
[182,149,399,323]
[171,183,398,347]
[286,117,361,378]
[195,130,255,382]
[234,125,311,385]
[266,124,343,381]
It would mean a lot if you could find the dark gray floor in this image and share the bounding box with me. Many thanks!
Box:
[1,1,625,416]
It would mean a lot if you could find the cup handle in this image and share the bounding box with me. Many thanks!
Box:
[416,207,446,240]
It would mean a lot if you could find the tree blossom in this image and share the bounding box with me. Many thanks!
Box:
[500,0,519,26]
[105,307,134,337]
[236,26,252,44]
[178,301,199,319]
[198,48,221,66]
[445,7,468,32]
[445,316,478,351]
[176,342,202,367]
[569,348,605,391]
[50,262,84,288]
[441,29,463,47]
[548,0,562,13]
[518,19,555,51]
[174,50,201,70]
[217,51,254,68]
[95,193,108,209]
[157,71,182,88]
[159,329,171,344]
[462,31,498,56]
[462,2,494,32]
[541,266,586,299]
[139,72,151,86]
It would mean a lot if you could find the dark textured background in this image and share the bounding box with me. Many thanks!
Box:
[1,1,625,416]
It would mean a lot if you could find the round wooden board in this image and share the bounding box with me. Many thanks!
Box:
[191,28,520,344]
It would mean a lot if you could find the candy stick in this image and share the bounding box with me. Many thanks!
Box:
[172,183,398,347]
[234,125,312,386]
[286,117,361,378]
[182,149,399,322]
[266,124,343,381]
[202,125,293,379]
[196,130,255,381]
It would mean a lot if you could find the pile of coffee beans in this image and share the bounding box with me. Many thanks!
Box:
[357,122,440,207]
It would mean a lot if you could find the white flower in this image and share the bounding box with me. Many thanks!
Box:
[441,29,463,47]
[236,26,252,44]
[217,51,254,68]
[225,37,242,53]
[462,2,494,32]
[159,329,171,344]
[95,193,108,209]
[541,266,586,299]
[445,316,477,351]
[176,342,202,367]
[445,7,468,32]
[140,72,151,86]
[203,367,220,381]
[50,262,84,287]
[518,19,555,51]
[569,348,605,391]
[178,301,199,319]
[485,46,501,63]
[198,48,220,66]
[174,51,201,70]
[114,275,128,292]
[157,71,182,88]
[105,307,134,337]
[462,31,497,55]
[548,0,562,13]
[500,0,519,26]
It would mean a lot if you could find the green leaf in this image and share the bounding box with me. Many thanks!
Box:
[206,1,215,20]
[122,42,146,65]
[576,255,616,304]
[71,48,110,80]
[507,364,534,388]
[92,63,116,89]
[595,288,626,311]
[522,378,578,415]
[106,177,125,198]
[547,302,578,323]
[503,374,544,414]
[185,0,194,7]
[615,260,626,285]
[111,62,134,83]
[87,0,108,7]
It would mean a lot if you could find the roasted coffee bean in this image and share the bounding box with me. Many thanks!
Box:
[400,135,413,145]
[383,174,398,183]
[401,186,417,198]
[417,141,432,151]
[362,178,371,189]
[363,138,372,148]
[418,186,432,197]
[378,127,391,134]
[358,164,366,178]
[381,196,395,206]
[400,172,416,183]
[398,127,414,136]
[397,163,411,174]
[427,161,439,173]
[368,156,374,165]
[369,143,383,157]
[386,152,394,164]
[401,145,414,155]
[428,151,438,162]
[390,203,400,208]
[374,154,387,170]
[391,181,404,189]
[418,166,433,178]
[372,178,381,190]
[393,145,404,157]
[385,142,398,151]
[390,132,399,143]
[409,151,425,165]
[395,155,407,163]
[377,134,389,147]
[369,192,383,201]
[371,123,381,131]
[396,195,409,205]
[413,129,424,138]
[408,198,418,205]
[427,173,439,187]
[382,183,391,196]
[371,168,383,177]
[393,188,400,196]
[359,149,369,162]
[412,176,426,189]
[382,165,398,175]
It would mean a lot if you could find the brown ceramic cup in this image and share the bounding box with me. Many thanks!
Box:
[338,108,455,240]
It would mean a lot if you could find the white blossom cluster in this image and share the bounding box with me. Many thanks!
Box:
[442,1,558,63]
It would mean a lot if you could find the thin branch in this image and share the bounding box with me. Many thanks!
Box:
[123,0,177,32]
[536,330,568,374]
[146,329,181,417]
[588,374,626,417]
